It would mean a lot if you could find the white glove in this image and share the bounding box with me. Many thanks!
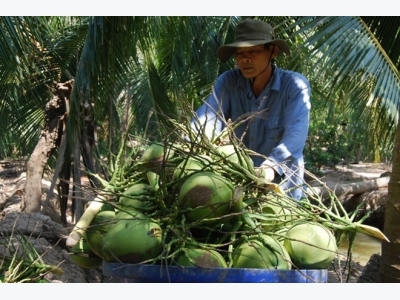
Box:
[255,166,275,183]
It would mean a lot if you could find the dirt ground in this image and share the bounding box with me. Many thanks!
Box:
[309,162,391,186]
[0,158,392,283]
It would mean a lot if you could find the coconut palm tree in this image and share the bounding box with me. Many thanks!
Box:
[1,16,228,220]
[1,16,399,282]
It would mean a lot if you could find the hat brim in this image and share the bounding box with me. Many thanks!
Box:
[217,39,290,63]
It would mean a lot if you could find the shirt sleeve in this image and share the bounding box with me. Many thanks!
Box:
[263,74,311,174]
[190,74,230,142]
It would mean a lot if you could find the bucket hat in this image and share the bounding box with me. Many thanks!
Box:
[217,19,290,63]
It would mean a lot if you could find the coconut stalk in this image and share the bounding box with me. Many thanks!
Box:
[66,118,134,248]
[66,194,109,247]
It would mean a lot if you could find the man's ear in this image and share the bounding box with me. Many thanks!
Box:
[271,45,279,59]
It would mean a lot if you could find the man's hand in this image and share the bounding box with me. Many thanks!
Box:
[254,165,285,194]
[255,166,275,183]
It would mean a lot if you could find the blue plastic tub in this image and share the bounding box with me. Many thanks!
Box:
[102,262,328,283]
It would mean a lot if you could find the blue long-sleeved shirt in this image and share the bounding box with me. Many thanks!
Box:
[191,66,311,200]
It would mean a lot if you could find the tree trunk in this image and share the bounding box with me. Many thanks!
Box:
[307,176,390,198]
[21,80,73,213]
[380,114,400,282]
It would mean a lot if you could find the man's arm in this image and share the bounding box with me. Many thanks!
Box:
[190,75,231,142]
[261,74,311,180]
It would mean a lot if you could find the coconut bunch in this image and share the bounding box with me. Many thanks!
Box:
[66,135,388,273]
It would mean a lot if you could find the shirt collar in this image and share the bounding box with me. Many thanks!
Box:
[237,65,282,92]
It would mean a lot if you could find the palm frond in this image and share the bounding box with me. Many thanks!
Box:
[282,16,400,158]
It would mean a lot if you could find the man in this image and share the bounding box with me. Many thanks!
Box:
[191,19,311,200]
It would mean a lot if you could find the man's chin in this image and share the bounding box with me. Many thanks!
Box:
[240,70,255,78]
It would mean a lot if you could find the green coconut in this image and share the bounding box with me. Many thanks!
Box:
[232,234,292,270]
[283,221,337,269]
[114,208,145,221]
[178,171,234,225]
[261,202,295,231]
[176,248,227,268]
[119,183,154,210]
[213,144,253,170]
[121,182,153,198]
[70,234,102,269]
[101,217,163,263]
[172,155,213,181]
[86,209,116,259]
[137,143,175,172]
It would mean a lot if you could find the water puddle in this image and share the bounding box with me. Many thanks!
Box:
[338,233,381,266]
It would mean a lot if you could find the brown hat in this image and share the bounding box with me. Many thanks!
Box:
[217,19,290,63]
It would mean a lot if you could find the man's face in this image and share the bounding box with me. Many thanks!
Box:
[234,44,277,78]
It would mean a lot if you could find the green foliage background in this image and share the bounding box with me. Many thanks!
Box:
[0,16,398,172]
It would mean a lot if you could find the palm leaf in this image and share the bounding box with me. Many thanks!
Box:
[284,16,400,157]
